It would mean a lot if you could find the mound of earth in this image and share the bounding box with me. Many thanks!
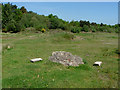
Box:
[49,51,84,66]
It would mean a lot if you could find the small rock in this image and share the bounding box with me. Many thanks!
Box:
[7,45,11,49]
[37,75,39,78]
[93,61,102,66]
[30,58,42,63]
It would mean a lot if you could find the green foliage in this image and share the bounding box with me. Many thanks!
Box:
[49,17,60,29]
[20,6,27,14]
[6,21,23,33]
[82,25,89,32]
[59,24,70,31]
[97,26,104,32]
[63,33,74,40]
[80,20,90,27]
[2,3,23,32]
[70,20,80,27]
[35,25,43,31]
[71,26,81,33]
[82,59,88,64]
[16,22,25,31]
[2,3,118,33]
[107,28,113,33]
[115,28,119,33]
[6,23,16,33]
[71,27,76,33]
[117,59,120,61]
[48,14,70,31]
[6,19,16,33]
[58,23,65,30]
[13,9,23,21]
[35,24,47,31]
[30,16,39,27]
[114,49,120,54]
[20,13,31,28]
[90,26,96,32]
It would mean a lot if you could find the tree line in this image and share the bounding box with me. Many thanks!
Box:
[2,3,120,33]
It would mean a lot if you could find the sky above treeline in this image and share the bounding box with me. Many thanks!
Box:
[3,2,119,25]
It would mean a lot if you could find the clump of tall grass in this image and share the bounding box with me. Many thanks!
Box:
[51,32,75,43]
[63,33,75,40]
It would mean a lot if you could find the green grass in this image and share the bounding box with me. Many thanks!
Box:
[2,31,118,88]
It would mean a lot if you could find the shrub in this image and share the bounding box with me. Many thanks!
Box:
[41,28,46,33]
[19,14,30,28]
[30,16,39,27]
[115,28,119,33]
[114,49,120,54]
[97,27,104,32]
[6,22,16,33]
[71,27,76,33]
[71,26,76,33]
[81,25,89,32]
[35,25,44,31]
[117,59,120,61]
[71,26,81,33]
[75,27,81,33]
[92,29,96,32]
[90,26,96,32]
[63,33,74,40]
[2,28,7,33]
[58,22,65,30]
[107,28,113,33]
[98,26,107,32]
[16,22,25,32]
[49,18,59,29]
[64,25,70,31]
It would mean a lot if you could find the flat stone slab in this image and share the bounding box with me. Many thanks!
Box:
[30,58,42,62]
[93,61,102,66]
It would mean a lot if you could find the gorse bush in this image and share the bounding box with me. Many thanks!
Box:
[41,28,46,33]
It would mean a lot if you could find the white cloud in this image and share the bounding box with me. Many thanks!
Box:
[0,0,119,2]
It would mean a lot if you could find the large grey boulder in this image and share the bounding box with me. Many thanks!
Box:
[49,51,84,66]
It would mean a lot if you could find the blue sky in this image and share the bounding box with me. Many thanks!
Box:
[3,2,118,25]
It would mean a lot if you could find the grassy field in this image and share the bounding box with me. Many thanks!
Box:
[2,30,118,88]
